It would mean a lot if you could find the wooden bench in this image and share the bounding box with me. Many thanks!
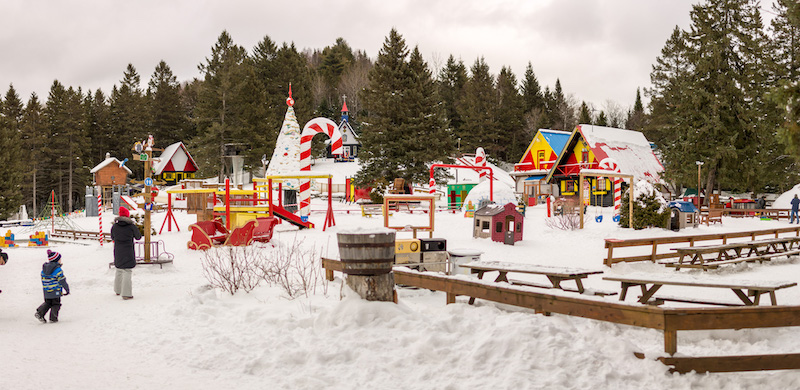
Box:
[604,274,797,306]
[360,204,385,217]
[700,208,723,225]
[670,237,800,270]
[52,229,112,242]
[460,261,606,303]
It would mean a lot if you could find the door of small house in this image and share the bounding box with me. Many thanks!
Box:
[504,215,515,245]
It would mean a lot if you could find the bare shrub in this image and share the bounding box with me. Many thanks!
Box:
[545,213,584,230]
[201,246,266,295]
[200,235,329,299]
[258,235,328,299]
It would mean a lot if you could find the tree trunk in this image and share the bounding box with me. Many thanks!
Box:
[704,162,719,208]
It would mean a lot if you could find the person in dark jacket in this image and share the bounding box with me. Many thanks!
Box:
[111,206,142,300]
[0,247,7,294]
[792,195,800,224]
[35,250,69,323]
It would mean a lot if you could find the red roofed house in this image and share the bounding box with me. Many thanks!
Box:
[510,129,571,205]
[544,124,664,206]
[153,142,199,185]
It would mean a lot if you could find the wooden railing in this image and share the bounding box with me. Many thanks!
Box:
[321,263,800,373]
[701,207,792,220]
[604,226,800,266]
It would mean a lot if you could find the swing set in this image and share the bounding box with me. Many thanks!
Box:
[578,170,633,229]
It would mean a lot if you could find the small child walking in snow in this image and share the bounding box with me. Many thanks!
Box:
[35,250,70,323]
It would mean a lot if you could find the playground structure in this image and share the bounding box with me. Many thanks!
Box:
[577,169,633,229]
[429,163,494,204]
[382,194,435,238]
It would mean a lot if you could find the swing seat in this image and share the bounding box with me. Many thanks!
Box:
[595,215,603,223]
[613,215,621,223]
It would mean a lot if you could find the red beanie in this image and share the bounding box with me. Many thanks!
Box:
[119,206,130,218]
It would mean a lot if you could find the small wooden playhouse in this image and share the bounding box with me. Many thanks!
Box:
[473,203,524,245]
[90,153,132,205]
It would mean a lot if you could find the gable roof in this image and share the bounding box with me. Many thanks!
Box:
[90,156,133,175]
[153,142,198,175]
[539,129,571,156]
[514,129,571,174]
[545,124,663,183]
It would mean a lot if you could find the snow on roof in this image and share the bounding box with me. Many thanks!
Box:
[90,157,132,175]
[152,142,197,175]
[578,124,664,183]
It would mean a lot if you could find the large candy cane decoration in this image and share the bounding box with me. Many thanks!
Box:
[474,147,488,181]
[98,188,103,246]
[598,158,622,218]
[299,118,342,216]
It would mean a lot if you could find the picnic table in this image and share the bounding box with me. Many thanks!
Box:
[669,237,800,270]
[460,261,607,303]
[603,274,797,306]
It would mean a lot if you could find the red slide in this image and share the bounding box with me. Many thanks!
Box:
[271,204,314,229]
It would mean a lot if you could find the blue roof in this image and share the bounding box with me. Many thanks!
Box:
[540,130,571,155]
[524,175,546,181]
[668,201,698,213]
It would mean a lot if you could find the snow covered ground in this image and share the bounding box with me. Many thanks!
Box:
[3,201,800,389]
[4,160,800,389]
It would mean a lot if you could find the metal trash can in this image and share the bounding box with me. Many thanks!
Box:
[447,248,482,275]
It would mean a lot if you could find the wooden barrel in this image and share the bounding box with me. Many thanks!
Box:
[337,231,396,275]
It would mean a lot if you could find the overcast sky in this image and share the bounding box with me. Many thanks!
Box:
[0,0,754,112]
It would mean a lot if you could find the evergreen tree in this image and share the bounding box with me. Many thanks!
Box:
[0,86,25,218]
[109,64,147,161]
[147,60,189,147]
[495,66,525,162]
[192,30,248,179]
[85,89,111,166]
[437,55,467,148]
[456,57,496,153]
[20,93,45,216]
[358,29,447,186]
[771,0,800,189]
[578,101,592,124]
[404,46,453,183]
[625,88,646,130]
[770,0,800,81]
[44,81,89,210]
[595,111,608,126]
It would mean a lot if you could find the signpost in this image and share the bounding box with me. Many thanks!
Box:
[132,136,161,262]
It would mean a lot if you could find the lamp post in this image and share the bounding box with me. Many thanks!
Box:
[696,161,704,208]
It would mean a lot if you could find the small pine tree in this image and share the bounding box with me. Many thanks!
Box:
[619,188,670,230]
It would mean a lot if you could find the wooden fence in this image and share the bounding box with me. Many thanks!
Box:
[390,268,800,373]
[604,226,800,266]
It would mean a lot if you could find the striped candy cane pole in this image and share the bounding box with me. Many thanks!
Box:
[474,147,487,181]
[299,118,342,217]
[98,189,103,246]
[429,175,436,195]
[598,158,622,218]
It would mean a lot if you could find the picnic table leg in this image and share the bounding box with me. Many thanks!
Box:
[468,270,485,305]
[446,293,456,304]
[638,284,663,304]
[573,277,587,294]
[664,330,678,356]
[732,289,754,305]
[619,282,632,301]
[769,291,778,305]
[545,275,564,290]
[494,271,509,283]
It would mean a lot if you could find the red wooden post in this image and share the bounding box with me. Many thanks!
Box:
[225,178,231,230]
